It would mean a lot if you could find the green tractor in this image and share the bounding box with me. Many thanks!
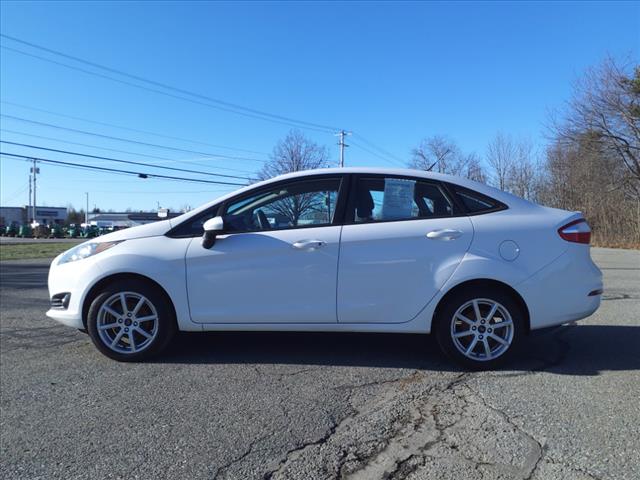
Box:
[18,223,33,238]
[82,225,100,238]
[66,224,80,238]
[49,224,65,238]
[5,222,19,237]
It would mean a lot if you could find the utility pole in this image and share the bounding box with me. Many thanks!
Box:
[85,192,89,226]
[30,159,39,224]
[28,168,32,223]
[335,130,352,167]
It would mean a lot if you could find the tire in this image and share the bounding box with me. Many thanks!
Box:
[87,280,176,362]
[434,286,524,370]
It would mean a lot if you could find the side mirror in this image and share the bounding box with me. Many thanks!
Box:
[202,216,224,249]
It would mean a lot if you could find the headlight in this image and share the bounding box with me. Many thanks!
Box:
[58,241,123,265]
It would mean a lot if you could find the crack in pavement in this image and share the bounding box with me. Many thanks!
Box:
[257,365,563,480]
[213,433,272,480]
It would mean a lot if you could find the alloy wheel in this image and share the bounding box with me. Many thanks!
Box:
[450,298,514,362]
[96,291,159,354]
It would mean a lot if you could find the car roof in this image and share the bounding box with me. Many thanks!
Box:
[171,167,535,226]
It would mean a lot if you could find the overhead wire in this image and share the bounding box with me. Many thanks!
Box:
[0,114,268,163]
[350,140,405,167]
[0,141,254,181]
[0,152,248,186]
[352,133,406,166]
[0,128,257,175]
[1,100,268,156]
[0,36,340,133]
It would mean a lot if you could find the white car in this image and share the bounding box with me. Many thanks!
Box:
[47,168,602,368]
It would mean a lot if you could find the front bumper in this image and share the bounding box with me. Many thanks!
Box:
[46,253,104,330]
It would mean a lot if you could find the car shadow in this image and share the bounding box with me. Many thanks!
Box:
[157,324,640,376]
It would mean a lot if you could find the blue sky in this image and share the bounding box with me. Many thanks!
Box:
[1,1,638,212]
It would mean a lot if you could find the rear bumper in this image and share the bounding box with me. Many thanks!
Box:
[518,247,602,330]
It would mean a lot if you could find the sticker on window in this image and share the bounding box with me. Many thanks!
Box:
[382,178,415,220]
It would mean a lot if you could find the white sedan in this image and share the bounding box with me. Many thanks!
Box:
[47,168,602,368]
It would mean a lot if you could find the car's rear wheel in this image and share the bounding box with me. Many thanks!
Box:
[87,280,176,362]
[434,287,524,369]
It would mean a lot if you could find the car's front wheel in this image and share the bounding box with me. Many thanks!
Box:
[87,280,176,361]
[434,287,524,369]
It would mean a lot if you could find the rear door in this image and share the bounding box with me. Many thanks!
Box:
[337,175,473,323]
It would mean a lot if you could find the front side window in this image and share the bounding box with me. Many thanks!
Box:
[223,177,342,232]
[353,177,454,223]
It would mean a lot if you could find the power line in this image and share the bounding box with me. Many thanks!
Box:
[1,114,268,163]
[0,36,340,133]
[0,152,247,186]
[350,140,405,167]
[0,128,257,175]
[1,100,268,156]
[0,141,253,181]
[352,133,406,165]
[0,181,29,205]
[0,45,324,134]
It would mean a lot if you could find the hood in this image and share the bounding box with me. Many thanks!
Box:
[96,220,173,242]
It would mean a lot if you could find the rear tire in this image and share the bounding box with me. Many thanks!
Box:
[434,287,524,370]
[87,280,176,362]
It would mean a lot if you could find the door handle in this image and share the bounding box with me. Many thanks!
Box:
[426,229,463,241]
[292,239,326,250]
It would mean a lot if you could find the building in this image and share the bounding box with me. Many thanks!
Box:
[0,205,67,226]
[88,210,182,228]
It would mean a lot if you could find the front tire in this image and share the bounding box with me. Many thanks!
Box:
[87,280,176,362]
[434,287,524,370]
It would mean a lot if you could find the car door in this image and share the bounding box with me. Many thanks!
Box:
[185,175,347,324]
[337,175,473,323]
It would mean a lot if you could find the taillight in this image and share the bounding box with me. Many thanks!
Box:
[558,218,591,244]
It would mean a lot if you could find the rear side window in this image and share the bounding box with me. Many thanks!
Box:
[354,177,455,223]
[453,186,505,214]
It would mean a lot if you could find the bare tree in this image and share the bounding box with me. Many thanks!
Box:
[507,140,540,201]
[258,130,331,225]
[411,136,458,173]
[460,153,487,183]
[538,136,639,246]
[410,135,486,181]
[258,129,330,180]
[486,132,517,190]
[552,57,640,190]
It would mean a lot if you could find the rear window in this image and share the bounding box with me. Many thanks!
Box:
[453,186,505,214]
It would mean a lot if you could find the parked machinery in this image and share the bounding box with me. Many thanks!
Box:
[4,222,19,237]
[49,224,64,238]
[18,223,33,238]
[33,224,51,238]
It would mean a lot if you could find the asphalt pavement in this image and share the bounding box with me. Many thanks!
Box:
[0,248,638,480]
[0,237,83,244]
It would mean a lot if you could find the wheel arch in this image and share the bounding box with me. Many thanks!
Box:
[81,273,177,329]
[433,278,531,333]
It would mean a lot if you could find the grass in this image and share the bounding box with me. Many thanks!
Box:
[0,242,77,261]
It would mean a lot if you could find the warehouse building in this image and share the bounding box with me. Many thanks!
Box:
[0,205,67,226]
[88,210,181,228]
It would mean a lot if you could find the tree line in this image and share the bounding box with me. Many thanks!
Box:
[261,57,639,248]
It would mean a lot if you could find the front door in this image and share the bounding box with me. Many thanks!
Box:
[337,175,473,323]
[186,176,346,324]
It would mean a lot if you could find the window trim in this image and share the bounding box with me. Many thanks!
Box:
[166,173,349,238]
[166,173,510,238]
[343,173,463,225]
